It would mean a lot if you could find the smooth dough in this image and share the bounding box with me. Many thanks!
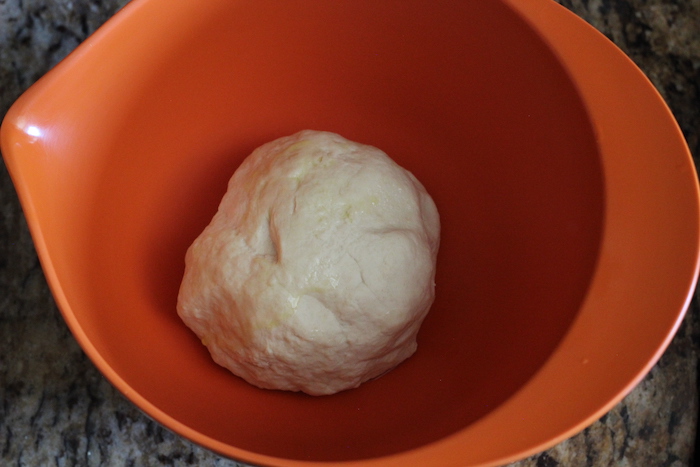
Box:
[177,130,440,395]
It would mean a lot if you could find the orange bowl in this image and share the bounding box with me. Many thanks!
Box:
[2,0,698,466]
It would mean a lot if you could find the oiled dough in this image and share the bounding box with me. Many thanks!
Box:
[177,130,440,395]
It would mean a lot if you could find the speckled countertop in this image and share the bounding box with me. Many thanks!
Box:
[1,1,699,466]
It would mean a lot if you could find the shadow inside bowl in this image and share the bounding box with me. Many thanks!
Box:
[75,0,604,461]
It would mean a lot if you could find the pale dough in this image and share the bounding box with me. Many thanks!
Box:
[177,130,440,395]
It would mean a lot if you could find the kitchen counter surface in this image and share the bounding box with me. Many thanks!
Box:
[1,0,698,465]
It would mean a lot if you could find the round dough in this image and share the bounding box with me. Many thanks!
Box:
[177,130,440,395]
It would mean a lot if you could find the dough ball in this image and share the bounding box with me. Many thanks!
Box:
[177,130,440,395]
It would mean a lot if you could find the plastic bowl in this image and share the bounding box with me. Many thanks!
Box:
[2,0,698,466]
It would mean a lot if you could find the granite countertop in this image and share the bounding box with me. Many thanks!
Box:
[1,0,699,466]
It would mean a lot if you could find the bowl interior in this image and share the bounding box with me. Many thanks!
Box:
[6,0,604,462]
